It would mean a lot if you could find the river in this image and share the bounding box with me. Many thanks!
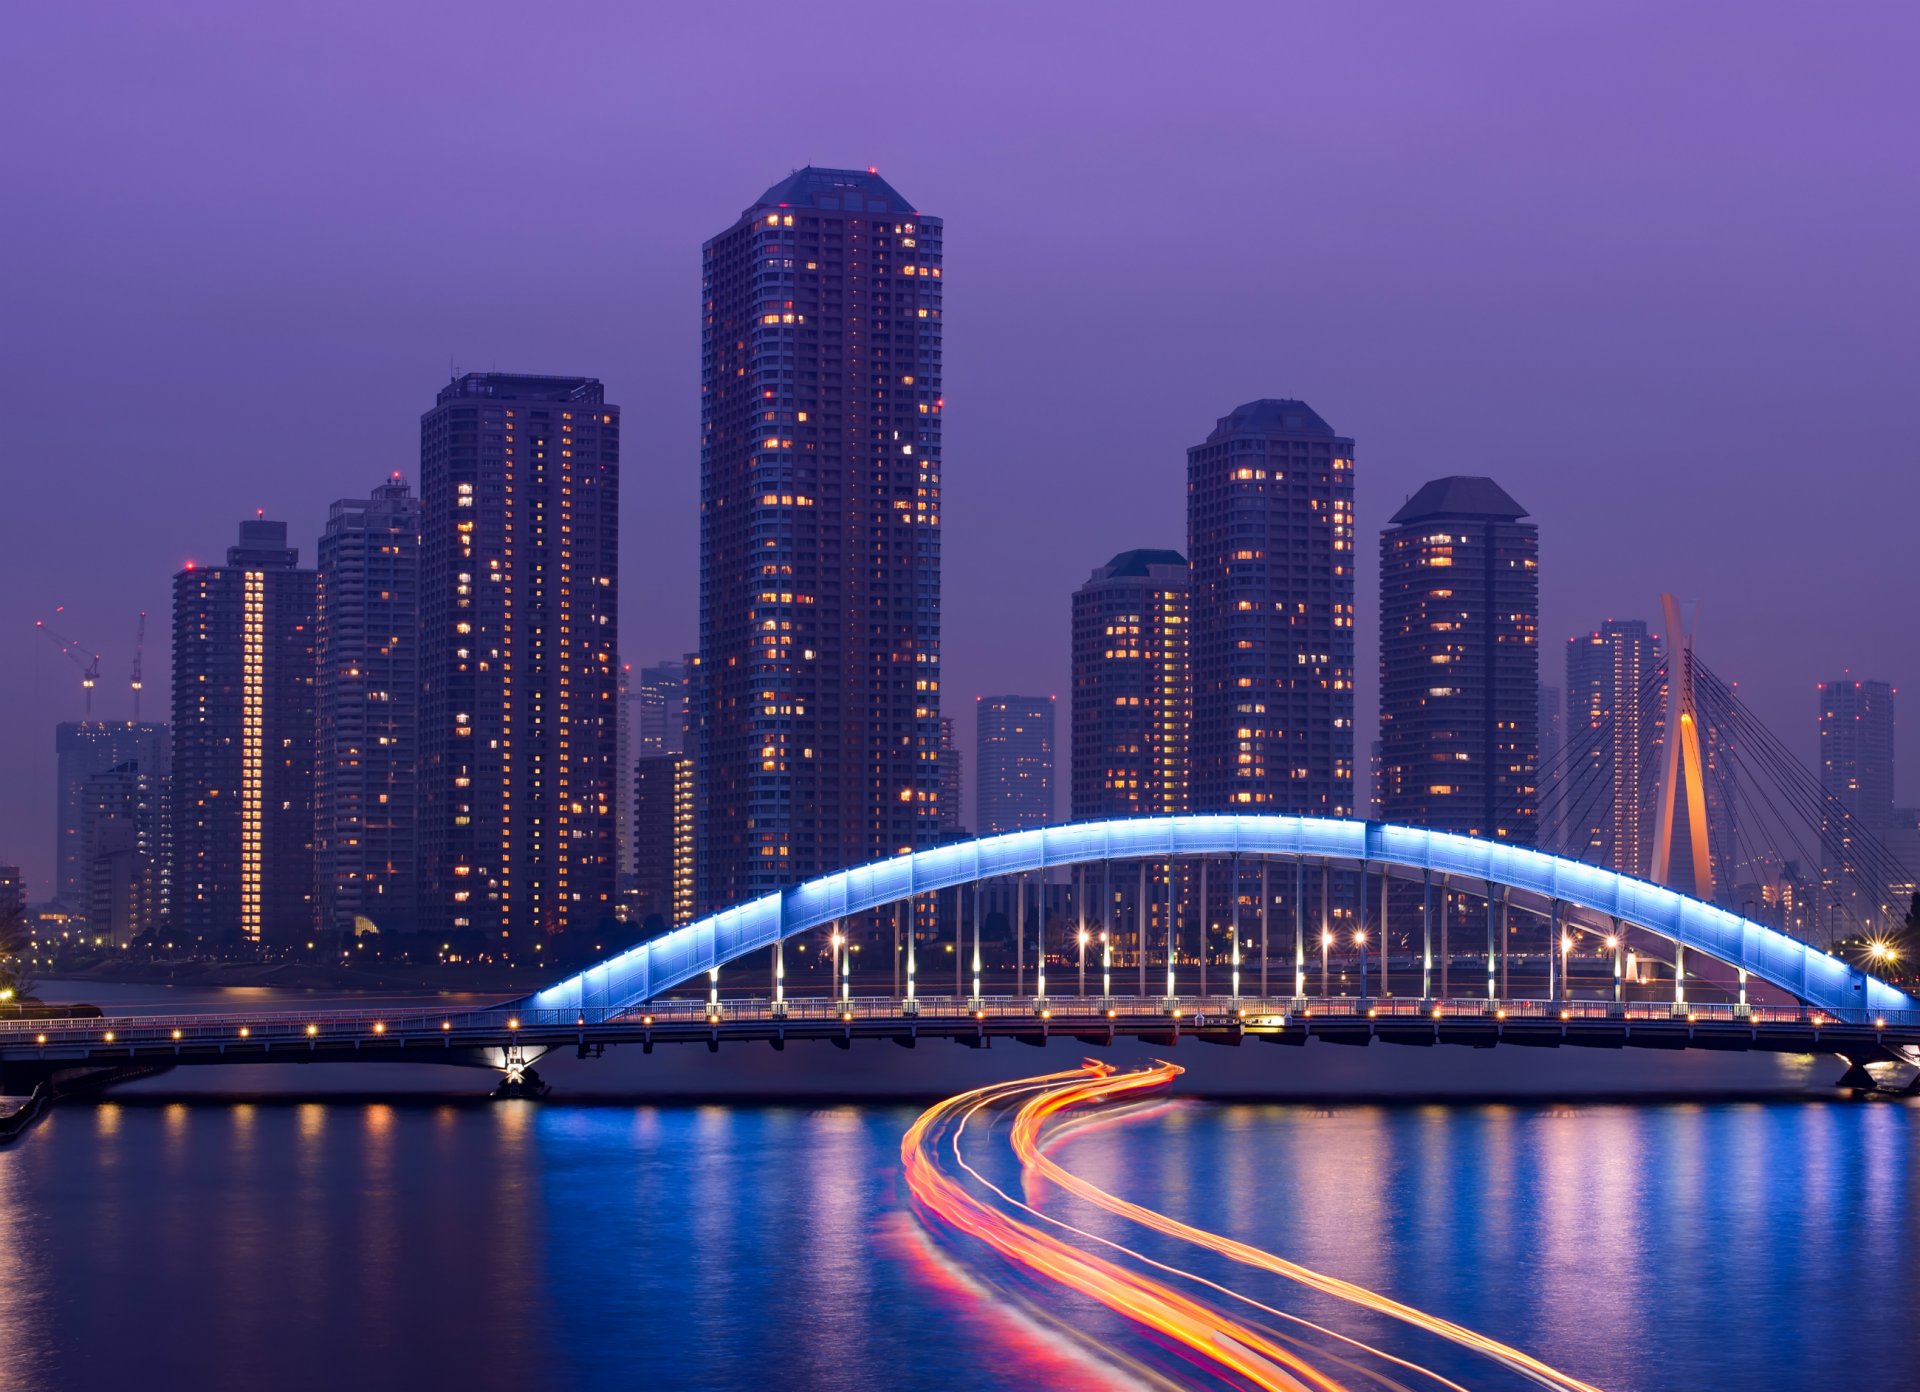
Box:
[1,984,1911,1391]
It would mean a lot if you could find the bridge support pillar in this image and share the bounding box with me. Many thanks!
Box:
[491,1044,549,1099]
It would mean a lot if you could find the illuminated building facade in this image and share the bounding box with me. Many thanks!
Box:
[936,716,964,836]
[1187,400,1355,815]
[1071,549,1190,821]
[1565,619,1659,876]
[54,720,169,911]
[315,476,421,934]
[170,519,317,944]
[1818,676,1896,933]
[672,756,696,928]
[632,753,681,928]
[698,167,943,910]
[1377,477,1538,842]
[419,374,621,944]
[976,696,1055,834]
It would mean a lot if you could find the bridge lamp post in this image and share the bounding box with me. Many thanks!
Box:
[1354,928,1369,1005]
[1321,929,1334,999]
[708,967,720,1017]
[1560,933,1573,1005]
[1101,930,1111,1003]
[1078,929,1089,999]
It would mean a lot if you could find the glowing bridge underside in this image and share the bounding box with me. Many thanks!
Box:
[523,815,1916,1020]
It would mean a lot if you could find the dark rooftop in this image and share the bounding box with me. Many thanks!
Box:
[1390,476,1530,525]
[1103,547,1187,578]
[436,373,605,406]
[751,166,918,218]
[1206,399,1340,443]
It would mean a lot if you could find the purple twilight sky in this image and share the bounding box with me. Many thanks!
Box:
[2,1,1916,899]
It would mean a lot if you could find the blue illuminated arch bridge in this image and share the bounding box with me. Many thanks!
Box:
[8,816,1920,1100]
[524,815,1916,1023]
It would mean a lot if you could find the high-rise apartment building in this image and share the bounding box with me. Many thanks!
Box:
[419,373,621,943]
[1071,549,1190,821]
[976,696,1055,834]
[78,761,168,947]
[631,754,688,929]
[54,720,169,911]
[1818,677,1896,934]
[1377,478,1538,842]
[171,519,318,944]
[1564,620,1659,876]
[1187,400,1355,815]
[936,716,965,836]
[698,168,943,910]
[315,476,420,934]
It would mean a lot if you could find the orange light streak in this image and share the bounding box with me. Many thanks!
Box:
[902,1067,1354,1392]
[1010,1068,1607,1392]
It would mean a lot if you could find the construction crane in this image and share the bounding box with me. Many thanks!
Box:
[130,611,148,722]
[34,607,103,721]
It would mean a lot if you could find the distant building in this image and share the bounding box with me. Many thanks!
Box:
[1565,620,1660,877]
[636,661,689,757]
[0,866,27,926]
[1187,400,1355,815]
[1377,477,1538,842]
[418,373,621,942]
[1537,684,1565,850]
[936,717,965,836]
[672,758,696,929]
[315,476,420,934]
[698,168,943,912]
[976,696,1055,834]
[632,754,681,928]
[79,761,168,947]
[1071,548,1190,821]
[1818,677,1896,934]
[170,518,318,945]
[54,721,169,912]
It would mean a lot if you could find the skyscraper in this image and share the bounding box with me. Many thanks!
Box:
[1817,677,1896,934]
[315,475,421,934]
[631,754,685,929]
[976,696,1055,834]
[54,720,168,911]
[936,716,965,836]
[1564,620,1659,876]
[698,168,943,910]
[171,518,318,945]
[418,373,621,943]
[1377,477,1539,841]
[1187,401,1356,815]
[1071,548,1190,821]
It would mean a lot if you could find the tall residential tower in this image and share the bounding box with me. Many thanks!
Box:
[976,696,1055,834]
[170,519,318,944]
[1187,400,1355,815]
[418,374,621,943]
[1071,549,1190,821]
[1377,478,1538,841]
[698,168,943,909]
[315,475,421,934]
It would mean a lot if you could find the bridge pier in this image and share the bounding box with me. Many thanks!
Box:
[489,1044,549,1099]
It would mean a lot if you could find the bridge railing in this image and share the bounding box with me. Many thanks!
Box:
[4,994,1918,1045]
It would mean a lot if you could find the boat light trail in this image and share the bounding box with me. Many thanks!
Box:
[1009,1067,1607,1392]
[903,1066,1359,1392]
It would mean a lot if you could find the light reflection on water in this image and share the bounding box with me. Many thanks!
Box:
[0,1093,1912,1391]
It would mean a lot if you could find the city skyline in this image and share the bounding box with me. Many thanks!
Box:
[4,6,1919,898]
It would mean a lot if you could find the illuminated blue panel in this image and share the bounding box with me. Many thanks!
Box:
[519,816,1915,1019]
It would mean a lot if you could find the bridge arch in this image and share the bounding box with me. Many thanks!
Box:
[521,816,1915,1019]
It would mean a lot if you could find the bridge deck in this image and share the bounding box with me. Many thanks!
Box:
[2,995,1914,1074]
